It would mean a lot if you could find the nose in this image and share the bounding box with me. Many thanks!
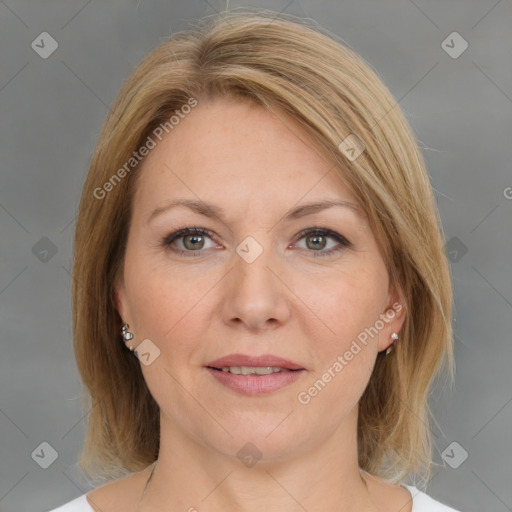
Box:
[220,242,291,332]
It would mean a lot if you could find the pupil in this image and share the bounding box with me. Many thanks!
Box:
[184,235,204,250]
[307,234,326,250]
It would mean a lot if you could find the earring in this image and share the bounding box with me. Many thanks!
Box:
[386,332,399,355]
[121,323,134,351]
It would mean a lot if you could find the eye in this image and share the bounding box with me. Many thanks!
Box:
[162,227,218,256]
[161,226,351,258]
[293,227,351,257]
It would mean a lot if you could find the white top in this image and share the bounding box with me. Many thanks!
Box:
[46,484,461,511]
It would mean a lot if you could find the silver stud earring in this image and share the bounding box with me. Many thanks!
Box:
[121,323,134,351]
[386,332,399,355]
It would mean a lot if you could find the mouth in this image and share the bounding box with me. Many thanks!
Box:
[204,354,306,395]
[209,366,297,375]
[206,353,305,371]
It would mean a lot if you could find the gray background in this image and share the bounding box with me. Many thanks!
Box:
[1,1,511,511]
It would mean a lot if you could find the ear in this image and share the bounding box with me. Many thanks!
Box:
[113,278,129,325]
[377,284,407,353]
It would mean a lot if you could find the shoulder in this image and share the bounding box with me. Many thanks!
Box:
[47,465,153,512]
[46,494,93,512]
[404,484,462,512]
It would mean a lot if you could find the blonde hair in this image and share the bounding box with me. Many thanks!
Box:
[72,10,454,485]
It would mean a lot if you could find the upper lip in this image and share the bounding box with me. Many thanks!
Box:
[206,353,305,370]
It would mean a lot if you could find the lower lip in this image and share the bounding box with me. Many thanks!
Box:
[205,368,305,396]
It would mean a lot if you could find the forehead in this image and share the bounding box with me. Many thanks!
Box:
[133,98,359,218]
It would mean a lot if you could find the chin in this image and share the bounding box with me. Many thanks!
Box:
[197,411,318,465]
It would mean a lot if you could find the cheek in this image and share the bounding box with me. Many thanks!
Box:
[299,264,388,349]
[295,275,384,418]
[123,253,215,356]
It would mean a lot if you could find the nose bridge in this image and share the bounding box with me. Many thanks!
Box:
[233,234,277,298]
[222,232,290,329]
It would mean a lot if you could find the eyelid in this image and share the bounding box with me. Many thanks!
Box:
[162,227,219,252]
[291,227,352,257]
[293,227,351,246]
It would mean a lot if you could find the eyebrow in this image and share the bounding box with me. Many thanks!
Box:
[148,198,364,225]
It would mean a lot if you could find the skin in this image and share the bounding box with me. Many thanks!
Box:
[87,98,409,512]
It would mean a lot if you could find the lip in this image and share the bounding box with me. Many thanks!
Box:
[206,368,305,395]
[205,353,306,396]
[206,353,305,371]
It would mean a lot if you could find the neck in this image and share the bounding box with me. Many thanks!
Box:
[137,410,378,512]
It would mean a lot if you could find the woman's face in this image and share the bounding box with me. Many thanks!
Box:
[115,98,405,462]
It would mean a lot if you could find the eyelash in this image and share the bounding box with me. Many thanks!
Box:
[161,226,352,258]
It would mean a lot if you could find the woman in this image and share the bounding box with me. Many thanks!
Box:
[49,11,461,512]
